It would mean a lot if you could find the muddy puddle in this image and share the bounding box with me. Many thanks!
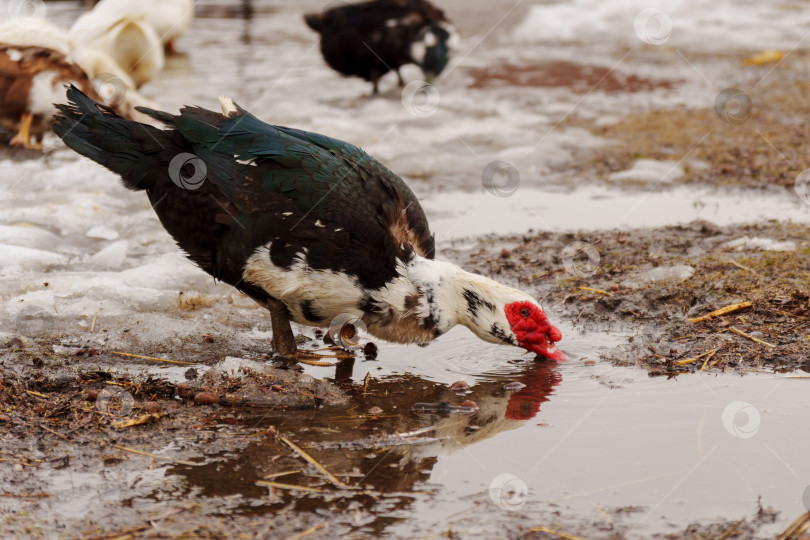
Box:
[3,340,807,539]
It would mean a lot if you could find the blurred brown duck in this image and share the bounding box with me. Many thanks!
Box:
[0,44,99,150]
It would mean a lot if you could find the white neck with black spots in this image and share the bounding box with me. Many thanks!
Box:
[404,257,536,345]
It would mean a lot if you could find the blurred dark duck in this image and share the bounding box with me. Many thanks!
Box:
[53,87,566,362]
[304,0,458,94]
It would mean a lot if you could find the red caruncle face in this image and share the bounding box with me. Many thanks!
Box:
[504,301,566,362]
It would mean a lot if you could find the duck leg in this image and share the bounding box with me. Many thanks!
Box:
[267,298,356,363]
[267,298,297,357]
[9,113,41,151]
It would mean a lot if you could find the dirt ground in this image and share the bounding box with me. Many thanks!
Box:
[456,220,810,376]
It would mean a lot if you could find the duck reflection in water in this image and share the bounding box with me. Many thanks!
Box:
[396,359,562,461]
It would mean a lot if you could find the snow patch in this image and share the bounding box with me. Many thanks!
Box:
[0,245,68,274]
[622,265,695,288]
[514,0,810,52]
[88,240,128,270]
[722,236,797,252]
[86,225,120,240]
[609,159,683,185]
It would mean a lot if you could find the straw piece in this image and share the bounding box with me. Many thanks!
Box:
[279,435,351,489]
[688,301,752,323]
[528,526,589,540]
[728,326,776,348]
[675,348,718,366]
[111,351,196,365]
[111,444,196,466]
[256,480,324,493]
[577,286,610,296]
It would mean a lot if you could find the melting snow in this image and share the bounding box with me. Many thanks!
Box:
[622,264,695,288]
[722,236,797,252]
[513,0,810,52]
[608,159,684,185]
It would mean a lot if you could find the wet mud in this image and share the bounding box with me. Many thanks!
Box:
[455,221,810,375]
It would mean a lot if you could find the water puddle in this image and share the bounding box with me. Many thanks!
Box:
[422,185,809,239]
[133,330,808,539]
[85,325,801,538]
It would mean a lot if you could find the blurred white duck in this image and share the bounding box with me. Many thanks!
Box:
[0,21,159,150]
[69,14,164,88]
[71,0,194,55]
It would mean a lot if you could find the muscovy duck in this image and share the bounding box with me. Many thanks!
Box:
[69,15,164,88]
[0,45,99,149]
[304,0,457,94]
[53,87,565,362]
[71,0,193,55]
[0,21,162,150]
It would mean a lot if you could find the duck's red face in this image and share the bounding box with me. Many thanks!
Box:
[505,301,566,362]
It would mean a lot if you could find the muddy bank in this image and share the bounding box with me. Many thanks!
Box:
[572,52,810,191]
[453,220,809,375]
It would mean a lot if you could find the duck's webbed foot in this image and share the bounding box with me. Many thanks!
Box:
[267,299,357,366]
[9,113,41,151]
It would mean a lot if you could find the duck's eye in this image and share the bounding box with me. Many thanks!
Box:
[519,308,530,318]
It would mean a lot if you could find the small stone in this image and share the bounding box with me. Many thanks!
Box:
[176,383,194,399]
[460,400,479,411]
[0,414,9,423]
[608,284,619,292]
[143,402,161,414]
[500,249,511,258]
[584,360,596,365]
[194,392,219,405]
[368,406,383,415]
[271,384,284,392]
[265,426,278,438]
[504,381,526,392]
[184,368,198,380]
[75,349,85,357]
[363,342,378,359]
[202,335,214,343]
[87,348,99,356]
[449,381,470,393]
[86,390,99,402]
